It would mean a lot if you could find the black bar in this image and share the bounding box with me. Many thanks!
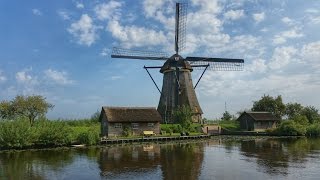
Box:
[194,64,209,89]
[144,66,162,69]
[144,66,162,94]
[175,3,179,54]
[191,65,211,68]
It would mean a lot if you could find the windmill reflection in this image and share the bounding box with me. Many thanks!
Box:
[98,143,204,179]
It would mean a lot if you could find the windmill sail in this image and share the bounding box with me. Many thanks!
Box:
[175,2,188,54]
[186,56,244,71]
[111,47,169,60]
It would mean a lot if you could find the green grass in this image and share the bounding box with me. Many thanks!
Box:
[218,120,240,131]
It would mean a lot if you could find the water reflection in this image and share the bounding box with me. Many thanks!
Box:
[239,138,320,175]
[98,143,204,180]
[0,138,320,179]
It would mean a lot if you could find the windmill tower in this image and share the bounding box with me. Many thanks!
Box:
[111,2,244,124]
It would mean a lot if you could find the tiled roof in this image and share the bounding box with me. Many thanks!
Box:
[101,107,161,123]
[245,111,280,121]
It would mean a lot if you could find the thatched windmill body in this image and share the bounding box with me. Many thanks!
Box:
[111,2,244,124]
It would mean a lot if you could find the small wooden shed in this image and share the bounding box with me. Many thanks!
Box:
[237,111,280,131]
[99,107,161,137]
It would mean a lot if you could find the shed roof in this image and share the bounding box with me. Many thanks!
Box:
[240,111,280,121]
[101,106,161,123]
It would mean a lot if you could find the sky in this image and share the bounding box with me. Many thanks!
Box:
[0,0,320,120]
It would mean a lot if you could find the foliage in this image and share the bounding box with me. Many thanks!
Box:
[0,100,15,120]
[301,106,320,124]
[277,120,306,136]
[34,120,71,146]
[0,118,101,149]
[221,111,232,121]
[160,124,200,134]
[173,105,193,132]
[76,127,100,145]
[122,125,132,137]
[252,95,286,119]
[285,103,304,119]
[306,123,320,137]
[0,95,54,125]
[292,115,309,126]
[0,119,36,148]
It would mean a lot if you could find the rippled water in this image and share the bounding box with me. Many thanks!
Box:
[1,137,320,180]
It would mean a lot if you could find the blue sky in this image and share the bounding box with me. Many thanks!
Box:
[0,0,320,119]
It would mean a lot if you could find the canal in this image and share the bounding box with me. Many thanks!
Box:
[1,137,320,180]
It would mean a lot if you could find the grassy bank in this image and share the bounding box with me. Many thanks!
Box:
[0,119,100,150]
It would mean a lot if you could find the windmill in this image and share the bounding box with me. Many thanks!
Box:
[111,2,244,124]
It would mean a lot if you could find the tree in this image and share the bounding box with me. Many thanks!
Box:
[293,115,309,126]
[221,111,232,121]
[0,100,15,120]
[285,102,304,119]
[301,106,320,124]
[251,95,286,119]
[173,105,193,132]
[11,95,54,125]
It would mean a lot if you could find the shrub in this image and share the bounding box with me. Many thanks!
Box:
[34,120,72,146]
[278,120,306,136]
[306,124,320,137]
[122,125,132,137]
[0,119,36,148]
[76,128,100,145]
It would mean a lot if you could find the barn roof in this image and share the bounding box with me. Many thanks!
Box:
[100,107,161,123]
[240,111,280,121]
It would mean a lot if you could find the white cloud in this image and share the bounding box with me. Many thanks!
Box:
[94,0,123,21]
[44,69,74,85]
[0,70,6,83]
[57,10,70,20]
[224,10,244,20]
[16,69,38,85]
[32,9,42,16]
[107,20,169,48]
[76,2,84,9]
[252,12,265,23]
[100,48,110,57]
[301,41,320,64]
[305,8,319,14]
[281,17,295,26]
[272,28,304,44]
[268,46,298,70]
[68,14,100,46]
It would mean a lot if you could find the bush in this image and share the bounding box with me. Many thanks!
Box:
[0,119,36,148]
[306,124,320,137]
[278,120,306,136]
[34,120,72,146]
[76,128,99,145]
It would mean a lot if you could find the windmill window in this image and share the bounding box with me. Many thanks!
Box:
[114,123,122,129]
[148,123,154,127]
[132,123,139,129]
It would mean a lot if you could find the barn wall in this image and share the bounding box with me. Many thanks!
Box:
[254,121,277,131]
[107,122,160,137]
[238,114,254,131]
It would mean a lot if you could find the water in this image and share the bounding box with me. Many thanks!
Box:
[1,137,320,180]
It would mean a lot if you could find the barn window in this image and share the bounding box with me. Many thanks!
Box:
[114,123,122,128]
[148,123,154,127]
[132,123,139,129]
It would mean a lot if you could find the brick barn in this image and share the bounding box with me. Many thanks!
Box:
[99,107,161,137]
[237,111,280,131]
